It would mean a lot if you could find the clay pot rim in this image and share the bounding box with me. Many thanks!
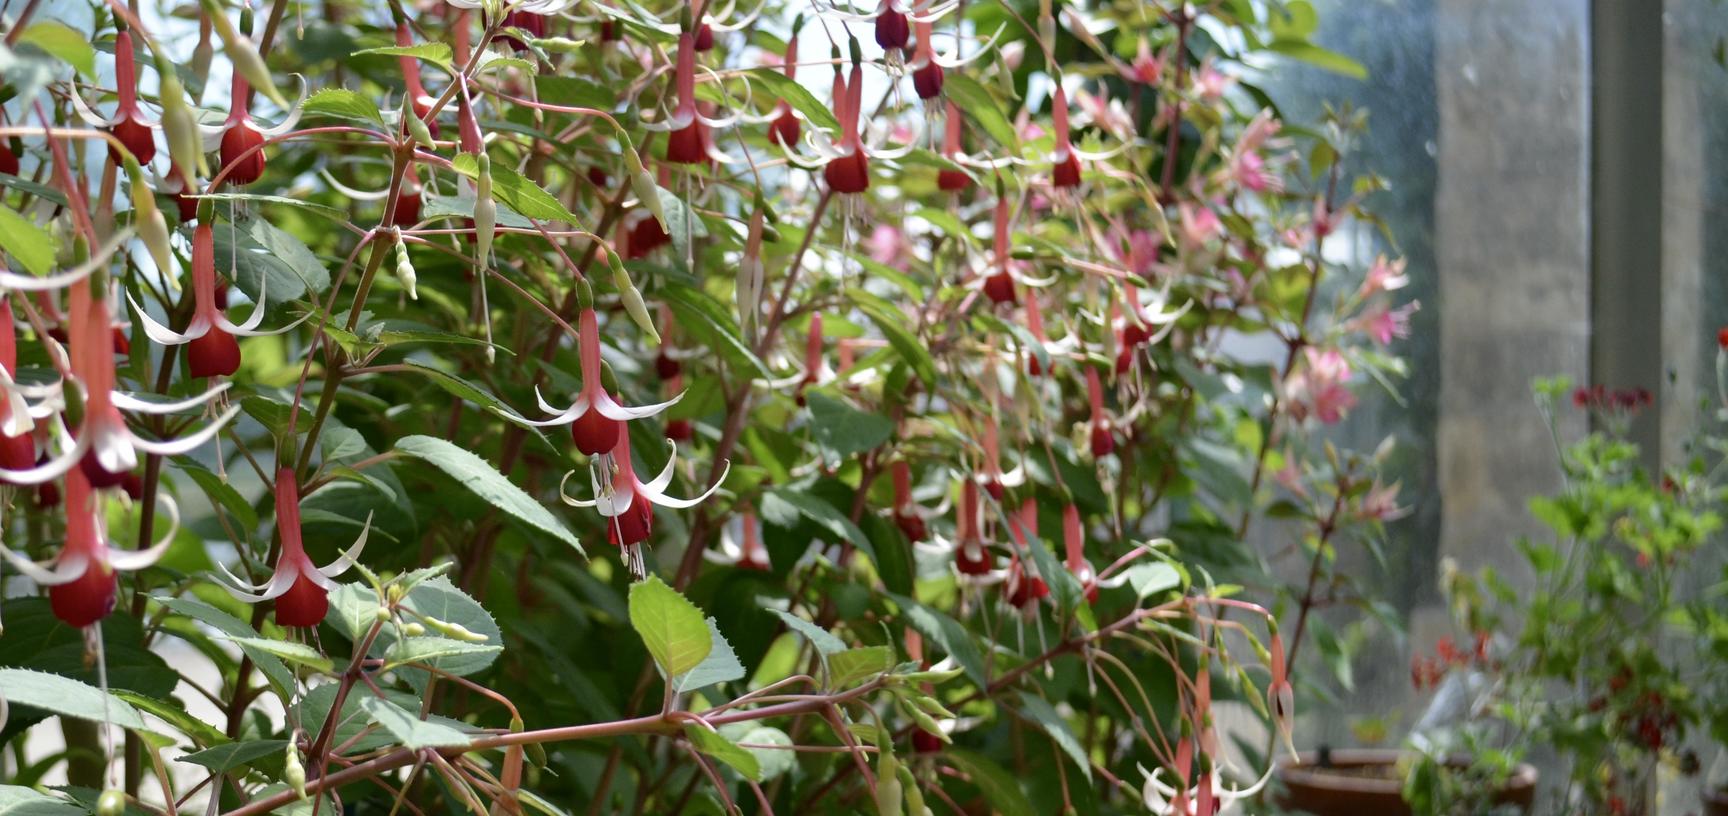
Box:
[1276,748,1538,796]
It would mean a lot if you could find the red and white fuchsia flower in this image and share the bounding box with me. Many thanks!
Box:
[67,25,157,165]
[215,469,371,628]
[128,222,309,379]
[202,71,308,186]
[525,307,681,457]
[1284,347,1358,425]
[1,467,178,628]
[560,434,728,577]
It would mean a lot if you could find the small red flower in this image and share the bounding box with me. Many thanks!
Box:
[0,143,17,176]
[1718,327,1728,349]
[875,3,910,51]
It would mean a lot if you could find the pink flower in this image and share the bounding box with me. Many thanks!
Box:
[1285,347,1357,424]
[1360,255,1410,297]
[1075,89,1133,139]
[869,225,910,270]
[1358,480,1410,522]
[1357,301,1419,346]
[1117,228,1160,280]
[1178,201,1222,249]
[1230,150,1280,193]
[1194,59,1234,100]
[1120,39,1165,85]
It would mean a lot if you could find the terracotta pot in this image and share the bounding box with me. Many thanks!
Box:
[1275,748,1537,816]
[1703,785,1728,816]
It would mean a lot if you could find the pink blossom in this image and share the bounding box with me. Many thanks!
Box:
[1120,39,1165,85]
[1178,201,1222,249]
[1360,255,1410,297]
[1357,301,1419,346]
[1285,347,1356,424]
[869,224,910,270]
[1076,88,1133,138]
[1272,460,1308,499]
[1194,59,1234,100]
[1117,228,1160,279]
[1230,150,1281,193]
[1358,480,1410,522]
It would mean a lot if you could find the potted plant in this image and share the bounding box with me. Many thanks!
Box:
[1393,368,1728,816]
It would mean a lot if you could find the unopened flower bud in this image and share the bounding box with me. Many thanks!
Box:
[402,622,426,637]
[97,790,126,816]
[608,251,660,345]
[394,237,418,300]
[156,64,206,178]
[284,745,308,799]
[404,98,435,149]
[202,0,288,108]
[622,139,667,231]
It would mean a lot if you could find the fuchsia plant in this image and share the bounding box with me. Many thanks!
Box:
[0,0,1412,814]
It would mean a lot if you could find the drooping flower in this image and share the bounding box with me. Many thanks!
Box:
[647,27,738,166]
[952,479,993,576]
[215,469,370,627]
[891,460,944,543]
[525,307,681,456]
[0,299,34,472]
[824,54,870,194]
[207,72,307,186]
[708,506,769,571]
[1284,347,1357,425]
[1003,501,1048,610]
[1193,58,1235,101]
[1061,504,1097,603]
[909,19,944,100]
[875,0,911,52]
[1358,479,1410,523]
[128,222,309,379]
[1359,255,1410,298]
[868,225,910,271]
[1119,38,1165,85]
[973,416,1024,500]
[68,25,156,164]
[1049,87,1081,188]
[1086,365,1114,458]
[1354,301,1419,346]
[936,102,971,192]
[561,435,728,577]
[0,468,179,627]
[0,246,238,489]
[767,33,803,147]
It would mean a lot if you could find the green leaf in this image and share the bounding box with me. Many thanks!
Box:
[943,74,1017,148]
[177,739,291,773]
[183,193,346,219]
[1017,692,1090,781]
[0,207,58,277]
[0,785,81,815]
[684,725,762,781]
[0,668,145,730]
[852,292,937,388]
[302,88,387,126]
[805,391,894,468]
[422,192,534,229]
[359,695,473,749]
[946,748,1036,816]
[352,43,454,69]
[173,460,259,530]
[629,575,712,678]
[217,636,335,674]
[742,68,840,132]
[767,608,848,655]
[827,645,894,689]
[735,726,794,780]
[384,636,503,670]
[536,76,614,110]
[1123,562,1182,599]
[395,435,582,553]
[154,596,298,698]
[15,21,94,78]
[1268,40,1368,80]
[393,577,504,677]
[450,153,579,224]
[112,690,228,747]
[211,210,332,305]
[890,595,987,687]
[660,284,774,382]
[674,618,746,693]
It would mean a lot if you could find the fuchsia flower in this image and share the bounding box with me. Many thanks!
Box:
[1177,201,1222,249]
[0,300,35,473]
[823,53,870,193]
[1061,504,1098,603]
[1049,87,1081,188]
[974,416,1024,500]
[215,469,371,627]
[1359,255,1410,298]
[909,19,945,100]
[1,467,178,627]
[525,307,681,456]
[875,0,911,52]
[68,25,156,164]
[129,222,309,378]
[561,434,728,577]
[952,478,993,576]
[648,28,737,166]
[708,506,769,571]
[1003,500,1048,610]
[1193,58,1235,100]
[766,34,802,147]
[1284,347,1357,425]
[936,102,972,192]
[206,71,307,187]
[1,260,238,490]
[891,460,930,542]
[868,224,910,270]
[1075,88,1133,140]
[1120,38,1165,85]
[1356,301,1419,346]
[1087,365,1114,458]
[1358,479,1410,523]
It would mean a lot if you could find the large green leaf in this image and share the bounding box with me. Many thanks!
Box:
[1017,692,1091,781]
[673,618,746,693]
[943,74,1018,149]
[15,21,94,77]
[0,668,145,730]
[178,739,291,773]
[741,68,840,132]
[827,646,894,689]
[359,695,473,749]
[153,596,297,698]
[628,575,711,678]
[0,785,82,815]
[395,435,582,553]
[890,595,987,688]
[767,609,847,656]
[450,153,579,224]
[0,207,58,278]
[805,390,894,468]
[211,211,332,305]
[303,88,386,127]
[352,43,454,69]
[684,725,761,781]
